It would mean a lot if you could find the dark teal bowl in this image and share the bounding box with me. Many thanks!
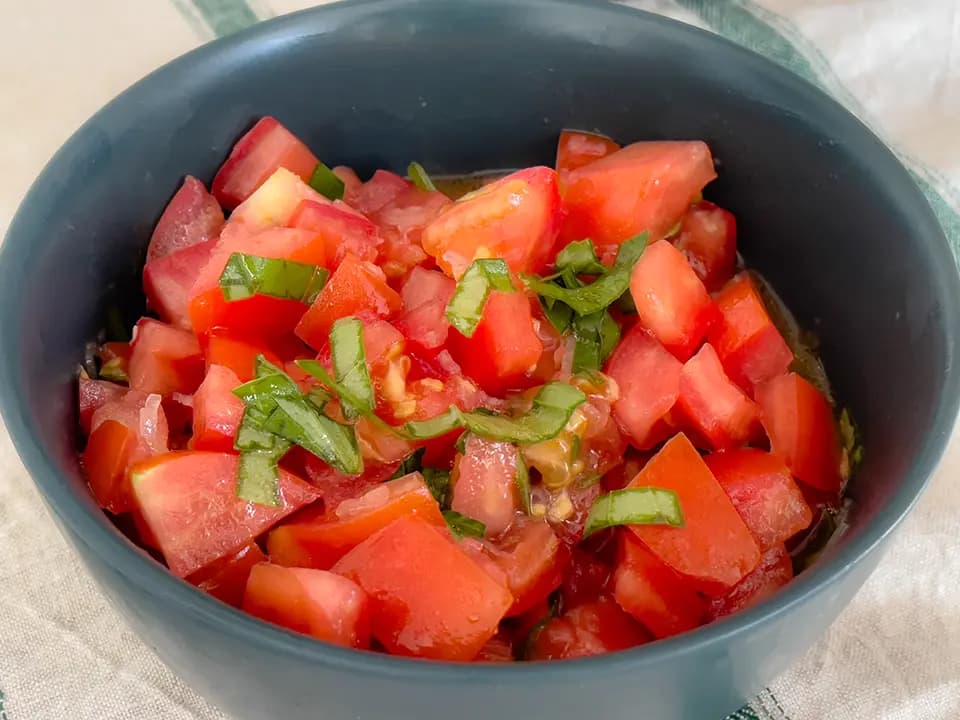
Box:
[1,2,958,718]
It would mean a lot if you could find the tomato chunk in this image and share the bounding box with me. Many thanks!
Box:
[344,169,409,217]
[756,373,843,492]
[267,472,445,570]
[476,632,516,662]
[189,365,244,452]
[295,254,402,349]
[709,274,794,393]
[672,201,737,292]
[706,545,793,620]
[396,266,456,352]
[147,176,224,262]
[332,516,514,660]
[555,129,620,184]
[491,518,565,616]
[288,199,381,264]
[629,240,717,360]
[527,596,650,660]
[421,166,561,279]
[627,433,760,595]
[705,449,813,550]
[561,547,612,610]
[605,325,682,449]
[144,238,219,330]
[229,167,329,231]
[128,318,204,397]
[451,435,520,537]
[243,563,371,648]
[676,343,762,450]
[78,375,126,435]
[613,532,705,639]
[186,542,265,608]
[559,140,717,251]
[131,451,320,577]
[212,117,318,209]
[202,331,281,382]
[446,291,543,396]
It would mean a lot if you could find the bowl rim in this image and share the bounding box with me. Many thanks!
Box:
[1,0,959,682]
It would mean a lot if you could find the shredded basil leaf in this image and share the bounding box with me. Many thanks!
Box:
[461,382,586,444]
[99,359,128,383]
[236,445,290,507]
[443,510,486,539]
[329,317,376,418]
[555,239,607,275]
[515,454,532,514]
[571,310,621,372]
[423,467,451,507]
[308,162,345,200]
[403,406,463,440]
[540,297,574,334]
[407,161,437,192]
[446,258,515,337]
[261,396,362,475]
[219,253,328,304]
[390,447,426,481]
[582,487,684,538]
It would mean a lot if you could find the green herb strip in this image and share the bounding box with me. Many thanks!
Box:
[582,487,684,538]
[219,253,328,304]
[445,258,515,337]
[308,162,345,200]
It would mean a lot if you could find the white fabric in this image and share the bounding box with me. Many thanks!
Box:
[0,2,958,718]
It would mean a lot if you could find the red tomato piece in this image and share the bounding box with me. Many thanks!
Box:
[672,201,737,292]
[421,166,562,279]
[612,532,705,639]
[146,175,224,262]
[294,254,402,349]
[475,632,516,662]
[561,548,612,610]
[243,563,371,648]
[527,596,650,660]
[189,365,244,452]
[331,165,363,196]
[212,117,318,210]
[143,238,219,330]
[706,545,794,620]
[446,291,543,396]
[128,318,204,397]
[494,519,566,616]
[229,167,330,232]
[559,140,717,251]
[629,240,717,360]
[295,450,400,510]
[605,325,682,449]
[705,449,813,550]
[288,199,382,264]
[344,169,410,217]
[555,129,621,185]
[78,375,126,435]
[202,331,281,382]
[396,267,456,352]
[372,184,453,279]
[332,516,514,661]
[756,373,843,492]
[267,472,445,570]
[186,542,266,608]
[627,433,761,596]
[451,435,520,537]
[130,451,320,577]
[676,343,762,450]
[709,274,794,394]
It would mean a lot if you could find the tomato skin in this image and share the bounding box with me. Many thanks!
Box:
[676,343,763,450]
[294,254,402,350]
[212,117,318,210]
[78,375,126,435]
[332,516,514,661]
[446,291,543,396]
[421,166,562,279]
[756,373,843,492]
[396,267,456,352]
[672,201,737,292]
[288,199,382,264]
[451,435,520,537]
[186,541,265,608]
[144,238,220,330]
[202,331,281,382]
[629,240,718,361]
[147,175,224,262]
[555,129,620,185]
[130,451,320,577]
[706,544,793,620]
[128,318,205,397]
[628,433,761,596]
[267,472,445,570]
[559,140,717,251]
[344,169,410,217]
[705,449,813,550]
[243,563,371,648]
[612,532,705,639]
[189,365,244,452]
[527,596,650,660]
[605,325,682,449]
[709,274,794,394]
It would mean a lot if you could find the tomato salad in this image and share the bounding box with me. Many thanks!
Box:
[78,118,859,662]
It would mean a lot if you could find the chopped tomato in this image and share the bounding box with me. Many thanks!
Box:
[130,451,320,577]
[756,373,843,492]
[475,632,516,662]
[605,325,682,449]
[555,129,621,184]
[396,267,456,353]
[451,435,520,537]
[78,375,126,435]
[288,199,382,264]
[344,169,410,217]
[421,166,562,279]
[561,547,612,610]
[629,240,717,360]
[331,166,362,196]
[295,254,402,349]
[676,343,762,450]
[267,472,445,570]
[372,184,452,278]
[527,596,650,660]
[672,201,737,292]
[446,291,543,396]
[186,542,265,608]
[332,516,514,660]
[144,238,219,330]
[706,545,793,620]
[189,365,244,452]
[627,433,761,595]
[612,532,705,639]
[212,116,318,209]
[128,319,204,397]
[293,449,400,510]
[229,167,330,231]
[709,274,794,393]
[705,449,813,550]
[202,331,281,382]
[243,563,371,648]
[147,175,224,262]
[559,140,717,251]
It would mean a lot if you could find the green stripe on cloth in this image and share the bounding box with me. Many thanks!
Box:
[173,0,268,39]
[0,688,9,720]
